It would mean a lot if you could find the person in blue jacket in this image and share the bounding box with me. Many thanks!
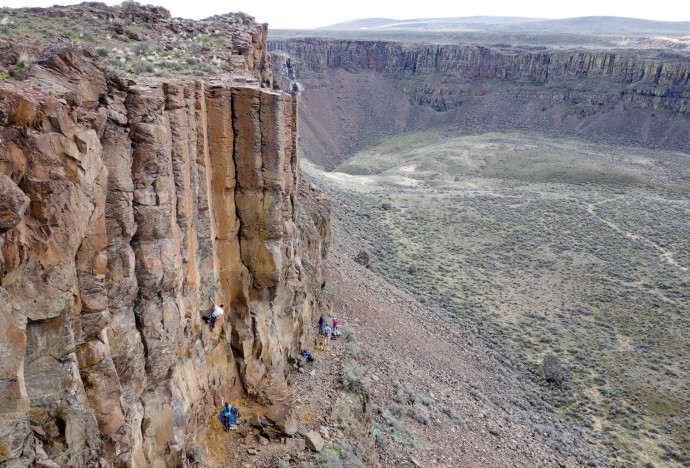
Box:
[217,402,233,431]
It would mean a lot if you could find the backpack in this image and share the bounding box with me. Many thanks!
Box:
[228,408,238,425]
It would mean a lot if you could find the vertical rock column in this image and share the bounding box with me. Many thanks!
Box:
[205,85,251,323]
[102,88,147,467]
[126,84,185,468]
[231,87,307,395]
[164,82,201,329]
[231,86,272,391]
[193,82,220,313]
[1,88,108,466]
[72,123,129,462]
[127,84,182,383]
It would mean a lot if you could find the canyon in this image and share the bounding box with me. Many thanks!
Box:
[269,37,690,169]
[1,3,689,468]
[267,25,690,468]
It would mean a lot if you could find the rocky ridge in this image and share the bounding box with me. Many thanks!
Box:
[270,39,690,109]
[0,13,330,468]
[1,2,273,84]
[269,38,690,168]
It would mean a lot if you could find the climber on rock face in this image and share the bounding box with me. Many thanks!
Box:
[203,299,224,330]
[318,314,324,335]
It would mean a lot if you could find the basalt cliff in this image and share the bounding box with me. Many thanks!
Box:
[0,14,330,468]
[269,38,690,169]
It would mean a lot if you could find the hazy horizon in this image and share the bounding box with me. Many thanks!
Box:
[2,0,690,29]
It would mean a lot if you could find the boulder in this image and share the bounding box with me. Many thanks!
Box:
[543,354,563,384]
[264,402,298,436]
[305,430,324,452]
[354,250,370,267]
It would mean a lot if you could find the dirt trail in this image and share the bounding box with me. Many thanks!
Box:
[586,199,688,272]
[327,247,578,467]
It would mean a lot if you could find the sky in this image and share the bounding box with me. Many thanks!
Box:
[2,0,690,29]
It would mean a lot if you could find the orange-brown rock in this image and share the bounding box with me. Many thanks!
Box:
[0,36,329,468]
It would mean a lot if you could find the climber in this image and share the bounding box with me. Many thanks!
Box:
[323,322,331,347]
[203,299,224,330]
[217,402,232,431]
[318,314,324,335]
[332,317,338,332]
[374,428,379,447]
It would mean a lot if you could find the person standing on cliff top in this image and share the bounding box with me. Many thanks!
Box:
[318,314,324,335]
[203,299,224,330]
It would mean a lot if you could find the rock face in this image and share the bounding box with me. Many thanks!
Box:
[0,35,329,468]
[270,39,690,108]
[269,38,690,168]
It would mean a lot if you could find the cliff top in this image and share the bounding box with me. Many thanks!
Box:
[269,28,690,59]
[0,1,274,85]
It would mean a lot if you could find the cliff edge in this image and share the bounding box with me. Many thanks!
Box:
[269,38,690,169]
[0,16,329,468]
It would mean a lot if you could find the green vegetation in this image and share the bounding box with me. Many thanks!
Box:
[312,129,690,467]
[341,361,370,394]
[0,4,233,78]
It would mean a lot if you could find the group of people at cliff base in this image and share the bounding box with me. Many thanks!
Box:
[317,314,339,349]
[217,401,239,431]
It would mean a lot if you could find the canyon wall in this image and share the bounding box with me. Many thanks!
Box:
[269,39,690,169]
[0,40,329,468]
